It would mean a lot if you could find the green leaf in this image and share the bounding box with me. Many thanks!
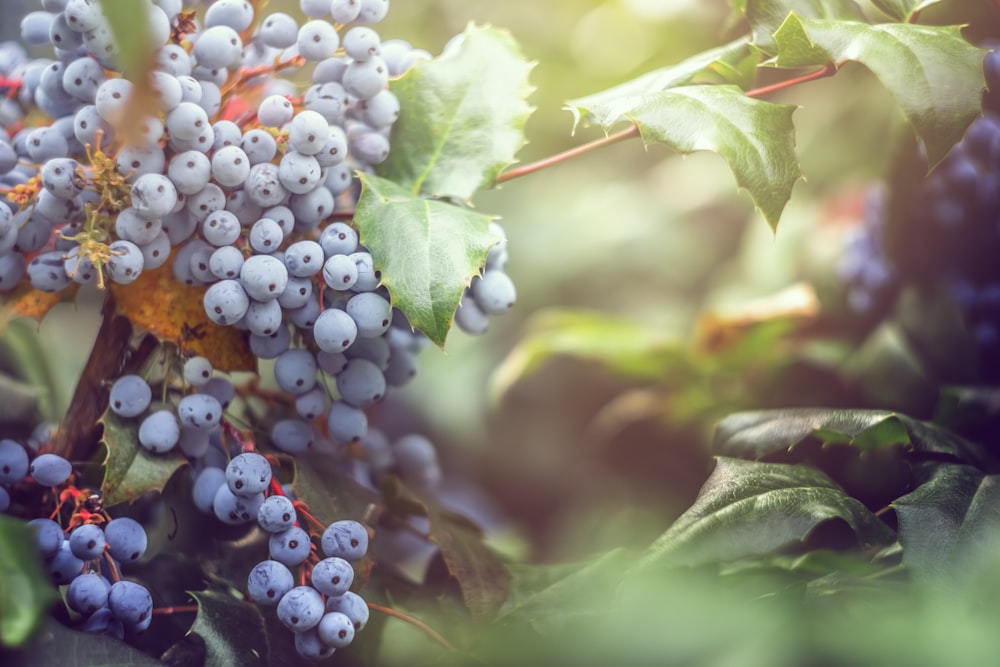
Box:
[732,0,864,54]
[566,38,756,128]
[893,464,1000,580]
[637,458,895,569]
[97,0,154,75]
[490,309,687,402]
[0,516,58,647]
[868,0,945,21]
[354,173,498,348]
[190,591,275,667]
[100,408,187,507]
[379,24,534,199]
[773,16,986,166]
[3,618,165,666]
[714,408,987,466]
[574,85,800,229]
[290,452,379,523]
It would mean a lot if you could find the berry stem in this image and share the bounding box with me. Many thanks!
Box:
[367,602,456,651]
[496,63,838,184]
[152,604,199,615]
[292,501,327,533]
[102,551,123,583]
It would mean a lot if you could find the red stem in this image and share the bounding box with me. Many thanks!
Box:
[367,602,456,651]
[497,63,838,184]
[152,604,198,615]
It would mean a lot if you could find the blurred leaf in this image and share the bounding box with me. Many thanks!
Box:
[713,408,988,466]
[731,0,864,53]
[694,282,819,353]
[773,17,986,165]
[190,591,288,667]
[490,309,686,402]
[97,0,159,146]
[845,322,939,414]
[934,386,1000,432]
[0,373,39,422]
[0,279,78,328]
[638,458,895,569]
[2,618,165,666]
[0,516,57,647]
[496,549,630,634]
[576,85,800,229]
[100,408,187,507]
[290,452,379,522]
[893,463,1000,580]
[427,507,510,621]
[354,173,498,348]
[869,0,945,21]
[110,258,255,373]
[567,38,754,128]
[381,24,534,200]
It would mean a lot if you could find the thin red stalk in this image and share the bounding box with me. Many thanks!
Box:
[293,501,327,532]
[497,64,838,184]
[102,551,122,583]
[367,602,456,651]
[744,64,837,99]
[152,605,198,615]
[496,125,639,184]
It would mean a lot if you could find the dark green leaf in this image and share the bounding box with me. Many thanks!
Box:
[638,458,894,569]
[934,386,1000,433]
[732,0,864,53]
[581,85,800,229]
[190,591,273,667]
[893,464,1000,580]
[426,508,510,621]
[100,409,188,507]
[2,618,164,666]
[714,408,987,466]
[380,24,534,199]
[489,309,687,402]
[566,38,755,128]
[354,173,498,348]
[773,16,986,165]
[290,453,379,522]
[0,516,57,647]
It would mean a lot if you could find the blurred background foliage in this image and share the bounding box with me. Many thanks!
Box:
[2,0,999,568]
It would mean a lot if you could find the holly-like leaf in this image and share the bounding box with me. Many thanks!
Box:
[110,259,255,372]
[773,16,986,166]
[100,407,187,507]
[426,508,511,621]
[379,24,534,199]
[730,0,864,54]
[893,464,1000,580]
[0,516,58,647]
[190,591,278,667]
[290,452,379,524]
[637,458,895,570]
[3,618,165,666]
[868,0,945,21]
[579,85,799,229]
[354,173,498,348]
[566,38,756,129]
[714,408,988,466]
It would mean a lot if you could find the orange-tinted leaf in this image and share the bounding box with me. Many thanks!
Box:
[694,282,819,353]
[110,260,256,372]
[0,279,79,326]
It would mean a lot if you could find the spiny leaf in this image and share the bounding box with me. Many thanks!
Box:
[731,0,864,54]
[99,407,187,507]
[380,24,534,199]
[2,617,164,666]
[868,0,945,21]
[637,458,895,570]
[893,463,1000,580]
[579,85,799,229]
[354,173,498,348]
[0,516,58,647]
[713,408,987,466]
[190,591,274,667]
[773,16,986,166]
[567,38,756,129]
[110,257,255,372]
